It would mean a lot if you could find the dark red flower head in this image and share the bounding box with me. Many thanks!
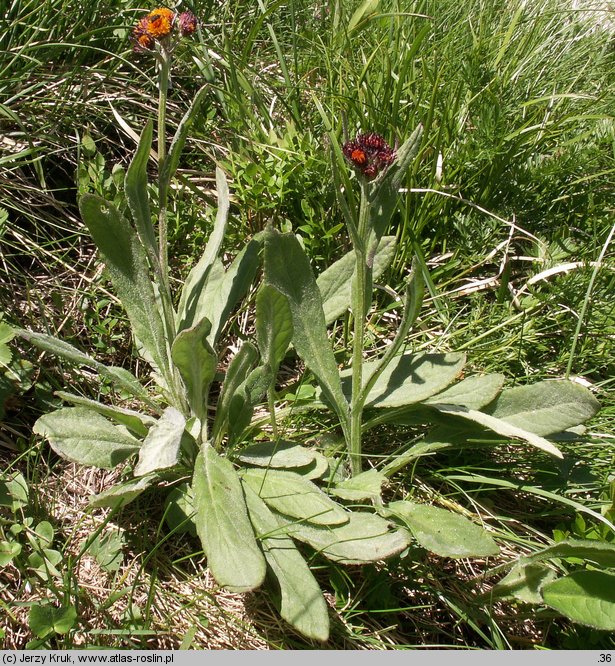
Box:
[342,133,396,179]
[178,11,198,36]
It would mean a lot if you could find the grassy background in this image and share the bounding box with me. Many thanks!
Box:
[1,0,614,649]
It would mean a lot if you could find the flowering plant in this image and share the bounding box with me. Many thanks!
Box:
[11,7,608,642]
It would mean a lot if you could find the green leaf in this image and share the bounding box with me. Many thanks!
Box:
[193,446,266,592]
[164,483,197,536]
[346,351,465,409]
[134,407,185,477]
[492,562,557,604]
[317,236,396,324]
[199,240,261,347]
[294,450,331,480]
[264,230,348,429]
[16,330,152,403]
[525,539,615,569]
[124,120,156,256]
[348,0,379,32]
[86,529,124,573]
[237,441,317,469]
[424,374,505,410]
[281,511,410,564]
[212,341,258,443]
[368,125,423,245]
[171,317,217,421]
[0,540,21,566]
[431,404,563,458]
[0,321,14,368]
[330,469,386,501]
[244,485,329,642]
[55,391,154,437]
[28,548,62,580]
[34,521,54,549]
[0,471,28,511]
[487,380,600,436]
[228,365,272,445]
[387,501,499,558]
[34,407,140,469]
[177,167,230,331]
[541,571,615,630]
[241,468,349,526]
[160,85,209,192]
[79,195,170,380]
[256,284,293,373]
[29,604,77,638]
[88,475,156,509]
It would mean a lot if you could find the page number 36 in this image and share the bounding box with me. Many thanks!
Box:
[598,655,612,662]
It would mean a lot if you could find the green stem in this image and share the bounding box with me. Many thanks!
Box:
[348,182,371,476]
[155,46,187,412]
[157,48,171,300]
[268,387,279,439]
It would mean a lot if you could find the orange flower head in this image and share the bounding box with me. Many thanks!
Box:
[144,7,175,38]
[350,148,367,165]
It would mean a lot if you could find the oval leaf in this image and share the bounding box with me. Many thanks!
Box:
[237,441,317,469]
[79,195,170,380]
[241,468,348,526]
[487,380,600,436]
[281,511,410,564]
[317,236,396,324]
[264,230,349,429]
[193,446,266,592]
[134,407,185,477]
[331,469,386,501]
[542,570,615,630]
[244,485,329,642]
[424,374,505,410]
[256,284,293,372]
[34,407,140,469]
[387,501,499,558]
[344,351,465,408]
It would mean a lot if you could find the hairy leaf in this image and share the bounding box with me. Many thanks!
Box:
[193,446,266,592]
[387,501,499,558]
[281,511,410,564]
[424,374,505,410]
[542,571,615,630]
[317,236,396,324]
[487,380,600,436]
[134,407,185,476]
[88,475,156,509]
[264,230,349,428]
[256,284,293,372]
[124,120,156,255]
[176,167,230,331]
[431,404,563,458]
[171,317,217,421]
[241,468,349,526]
[237,441,317,469]
[34,407,140,469]
[244,485,329,641]
[79,195,170,380]
[344,351,465,408]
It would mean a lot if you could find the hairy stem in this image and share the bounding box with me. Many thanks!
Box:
[348,182,371,476]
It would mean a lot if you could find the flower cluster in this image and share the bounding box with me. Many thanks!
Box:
[132,7,197,51]
[342,133,396,179]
